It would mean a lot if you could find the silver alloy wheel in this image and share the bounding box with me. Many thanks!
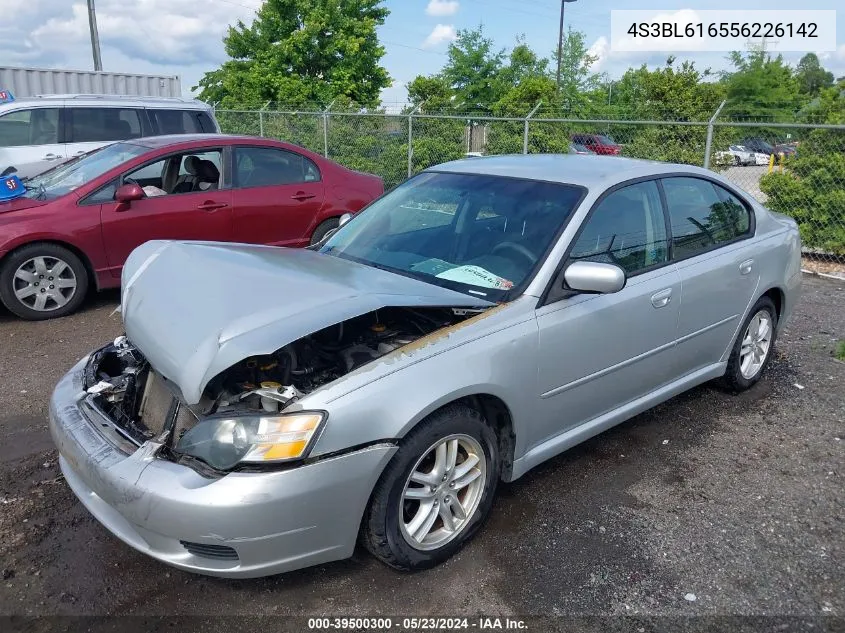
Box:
[399,434,487,551]
[12,256,77,312]
[739,310,773,379]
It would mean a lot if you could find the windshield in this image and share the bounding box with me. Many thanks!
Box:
[22,142,148,200]
[320,172,585,300]
[598,135,617,145]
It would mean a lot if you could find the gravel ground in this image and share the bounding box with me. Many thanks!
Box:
[0,277,842,630]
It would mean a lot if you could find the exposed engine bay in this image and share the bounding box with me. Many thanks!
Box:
[84,306,478,451]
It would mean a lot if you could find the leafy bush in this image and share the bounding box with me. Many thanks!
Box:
[760,150,845,255]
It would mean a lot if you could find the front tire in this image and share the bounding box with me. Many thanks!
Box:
[361,404,500,570]
[722,296,777,391]
[0,243,89,320]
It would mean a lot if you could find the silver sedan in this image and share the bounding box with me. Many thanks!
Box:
[50,155,802,577]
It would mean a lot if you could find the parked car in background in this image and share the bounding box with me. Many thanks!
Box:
[0,134,383,319]
[50,155,800,578]
[569,143,595,155]
[0,93,220,179]
[716,145,757,167]
[571,133,621,155]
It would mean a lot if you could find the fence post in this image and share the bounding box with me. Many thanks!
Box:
[523,101,542,155]
[258,101,271,137]
[323,100,335,158]
[703,100,727,170]
[408,103,424,178]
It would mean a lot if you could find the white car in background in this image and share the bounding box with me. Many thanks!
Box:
[716,145,758,167]
[0,94,219,179]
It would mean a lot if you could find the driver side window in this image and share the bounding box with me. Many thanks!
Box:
[569,180,668,276]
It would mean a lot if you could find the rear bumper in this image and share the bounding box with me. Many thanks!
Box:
[50,356,397,578]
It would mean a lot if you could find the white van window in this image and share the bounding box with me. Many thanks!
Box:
[0,108,60,147]
[151,110,203,135]
[69,108,143,143]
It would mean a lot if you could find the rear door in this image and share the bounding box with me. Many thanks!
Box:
[98,148,233,277]
[231,145,325,247]
[661,176,759,375]
[0,106,65,178]
[66,107,145,159]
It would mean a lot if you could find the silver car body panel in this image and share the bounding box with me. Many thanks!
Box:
[50,155,802,577]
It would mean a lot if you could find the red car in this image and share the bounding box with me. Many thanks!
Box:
[0,135,383,320]
[571,133,621,156]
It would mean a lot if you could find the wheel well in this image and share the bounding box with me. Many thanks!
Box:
[1,240,97,290]
[460,394,516,481]
[761,287,784,321]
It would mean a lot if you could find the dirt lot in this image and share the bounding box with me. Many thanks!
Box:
[0,277,843,629]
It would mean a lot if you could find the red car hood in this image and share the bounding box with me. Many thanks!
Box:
[0,197,50,213]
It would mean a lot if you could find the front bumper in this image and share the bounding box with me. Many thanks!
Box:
[49,356,397,578]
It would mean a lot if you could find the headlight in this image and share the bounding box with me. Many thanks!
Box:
[175,412,325,471]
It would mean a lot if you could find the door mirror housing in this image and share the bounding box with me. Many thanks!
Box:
[115,183,145,203]
[564,261,627,294]
[338,212,353,227]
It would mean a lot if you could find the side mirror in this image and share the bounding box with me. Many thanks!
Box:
[115,183,144,203]
[338,212,353,227]
[564,261,627,294]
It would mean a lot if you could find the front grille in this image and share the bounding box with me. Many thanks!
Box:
[138,371,175,435]
[180,541,239,561]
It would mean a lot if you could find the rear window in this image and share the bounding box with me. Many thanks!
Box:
[150,110,203,135]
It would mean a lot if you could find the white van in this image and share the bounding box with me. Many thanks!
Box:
[0,94,220,179]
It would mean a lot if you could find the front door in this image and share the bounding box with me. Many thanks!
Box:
[99,149,232,277]
[531,180,681,450]
[231,145,325,247]
[0,107,65,178]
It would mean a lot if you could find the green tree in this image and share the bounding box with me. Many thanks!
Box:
[795,53,835,97]
[551,27,603,114]
[195,0,391,108]
[721,50,800,122]
[441,26,506,112]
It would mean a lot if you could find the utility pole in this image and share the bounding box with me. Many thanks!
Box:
[87,0,103,71]
[555,0,577,91]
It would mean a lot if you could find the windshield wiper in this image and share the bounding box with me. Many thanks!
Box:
[24,183,47,200]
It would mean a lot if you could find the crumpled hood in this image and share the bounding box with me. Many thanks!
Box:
[121,241,492,404]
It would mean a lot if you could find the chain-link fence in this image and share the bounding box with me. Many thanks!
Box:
[217,106,845,272]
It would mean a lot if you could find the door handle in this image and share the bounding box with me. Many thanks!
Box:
[197,201,228,211]
[43,153,61,161]
[651,288,672,309]
[291,192,316,201]
[739,259,754,275]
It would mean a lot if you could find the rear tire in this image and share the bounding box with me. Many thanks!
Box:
[361,404,500,571]
[721,296,777,392]
[309,217,341,246]
[0,243,89,320]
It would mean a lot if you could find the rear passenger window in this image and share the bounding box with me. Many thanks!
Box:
[69,108,142,142]
[151,110,202,135]
[235,147,320,187]
[0,108,60,147]
[663,177,751,260]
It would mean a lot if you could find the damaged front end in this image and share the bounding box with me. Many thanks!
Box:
[86,306,480,473]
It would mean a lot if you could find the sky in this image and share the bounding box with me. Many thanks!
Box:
[1,0,843,108]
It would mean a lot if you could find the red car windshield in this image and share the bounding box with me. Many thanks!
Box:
[23,142,148,200]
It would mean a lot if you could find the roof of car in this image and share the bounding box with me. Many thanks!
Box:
[121,134,283,149]
[0,94,211,110]
[429,154,715,188]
